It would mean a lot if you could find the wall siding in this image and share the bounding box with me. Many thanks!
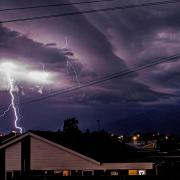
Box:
[101,163,153,170]
[5,142,21,171]
[30,137,100,170]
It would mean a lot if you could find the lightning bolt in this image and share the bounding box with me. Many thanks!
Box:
[7,71,22,134]
[37,62,45,94]
[40,62,45,73]
[63,37,80,85]
[29,62,46,94]
[15,91,24,130]
[66,60,80,85]
[1,63,23,134]
[62,37,68,49]
[0,104,11,119]
[0,61,48,133]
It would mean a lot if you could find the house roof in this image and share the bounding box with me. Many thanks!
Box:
[0,132,100,165]
[0,132,21,146]
[0,130,156,163]
[29,130,154,163]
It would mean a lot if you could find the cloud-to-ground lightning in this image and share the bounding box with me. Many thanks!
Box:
[1,62,23,134]
[0,61,52,133]
[15,91,24,132]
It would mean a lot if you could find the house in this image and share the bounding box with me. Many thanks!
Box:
[0,131,154,179]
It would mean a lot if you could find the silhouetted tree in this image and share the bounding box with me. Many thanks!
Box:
[63,117,81,136]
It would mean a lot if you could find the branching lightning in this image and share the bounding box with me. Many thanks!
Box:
[0,61,51,133]
[8,73,22,134]
[66,60,80,85]
[0,104,11,119]
[1,62,23,134]
[64,37,80,85]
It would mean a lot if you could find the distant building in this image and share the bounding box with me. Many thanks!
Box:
[0,131,154,179]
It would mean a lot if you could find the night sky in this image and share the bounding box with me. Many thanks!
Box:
[0,0,180,134]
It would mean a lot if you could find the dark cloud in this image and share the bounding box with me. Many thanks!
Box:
[0,25,63,65]
[0,21,168,105]
[107,104,180,134]
[0,0,179,133]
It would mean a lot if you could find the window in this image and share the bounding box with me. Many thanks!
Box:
[111,171,119,176]
[83,170,93,176]
[63,170,70,176]
[138,170,146,175]
[128,170,138,175]
[94,170,105,176]
[71,170,82,176]
[54,170,63,176]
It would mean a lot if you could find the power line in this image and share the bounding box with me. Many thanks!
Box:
[0,0,180,24]
[0,53,179,111]
[21,54,180,104]
[0,0,117,12]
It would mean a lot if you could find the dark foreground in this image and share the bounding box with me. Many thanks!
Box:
[10,176,180,180]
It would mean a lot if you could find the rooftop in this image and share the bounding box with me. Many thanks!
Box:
[29,130,154,163]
